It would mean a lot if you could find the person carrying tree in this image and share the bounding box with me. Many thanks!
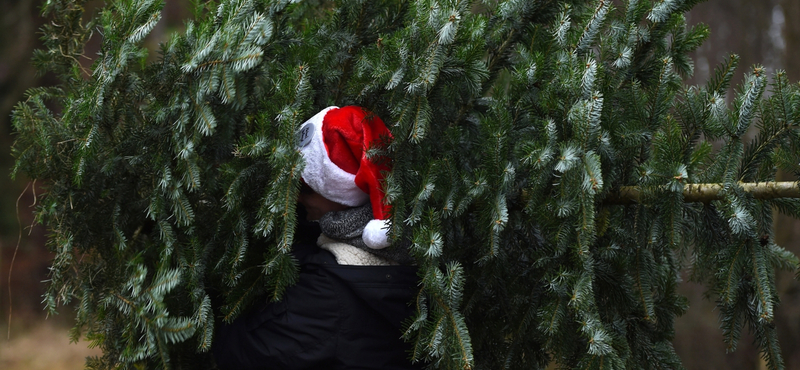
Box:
[212,106,422,370]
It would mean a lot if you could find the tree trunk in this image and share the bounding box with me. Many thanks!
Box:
[782,0,800,81]
[608,181,800,204]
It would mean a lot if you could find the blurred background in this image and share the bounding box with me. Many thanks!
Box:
[0,0,798,369]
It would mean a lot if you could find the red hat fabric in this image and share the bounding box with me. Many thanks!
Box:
[296,106,393,249]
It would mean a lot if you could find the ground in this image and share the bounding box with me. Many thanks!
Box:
[0,321,101,370]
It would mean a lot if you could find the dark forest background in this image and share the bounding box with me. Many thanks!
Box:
[1,0,799,369]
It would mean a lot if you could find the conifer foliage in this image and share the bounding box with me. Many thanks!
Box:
[11,0,800,369]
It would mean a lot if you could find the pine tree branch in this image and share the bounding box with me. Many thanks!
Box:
[606,181,800,204]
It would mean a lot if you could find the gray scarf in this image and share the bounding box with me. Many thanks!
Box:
[318,204,415,265]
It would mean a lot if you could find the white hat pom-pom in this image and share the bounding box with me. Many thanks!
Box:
[363,219,391,249]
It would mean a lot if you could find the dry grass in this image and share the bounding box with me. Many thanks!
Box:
[0,322,101,370]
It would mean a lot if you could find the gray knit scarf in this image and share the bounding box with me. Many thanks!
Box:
[318,204,415,265]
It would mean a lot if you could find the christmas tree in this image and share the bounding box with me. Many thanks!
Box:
[11,0,800,368]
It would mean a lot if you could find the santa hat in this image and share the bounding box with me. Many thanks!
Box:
[296,106,393,249]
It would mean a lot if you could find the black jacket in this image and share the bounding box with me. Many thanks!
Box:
[212,219,422,370]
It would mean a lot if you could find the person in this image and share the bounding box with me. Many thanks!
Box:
[212,106,421,370]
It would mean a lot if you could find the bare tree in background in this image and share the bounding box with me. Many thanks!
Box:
[0,1,41,141]
[782,0,800,81]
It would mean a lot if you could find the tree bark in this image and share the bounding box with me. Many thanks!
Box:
[607,181,800,204]
[782,0,800,81]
